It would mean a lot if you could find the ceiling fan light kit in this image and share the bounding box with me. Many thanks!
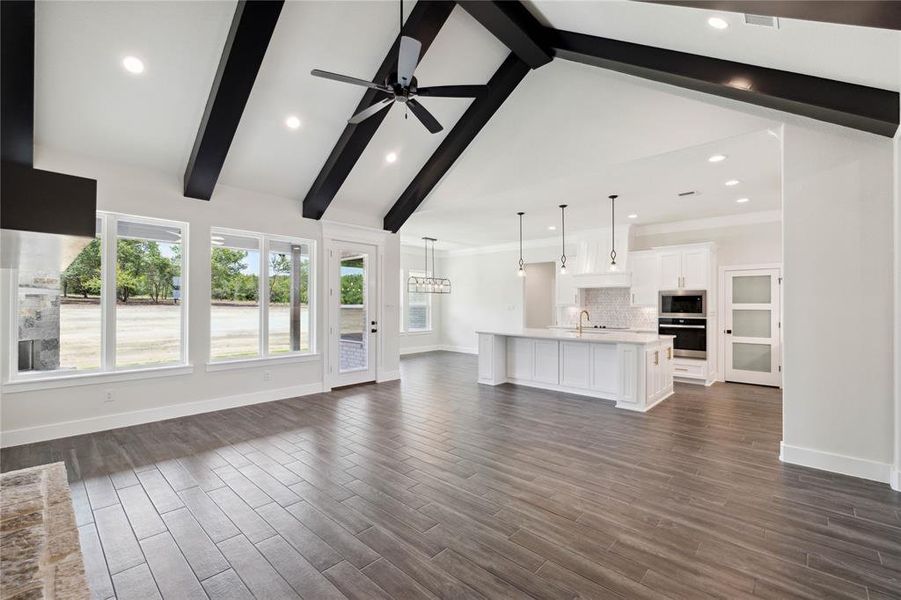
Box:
[311,0,487,134]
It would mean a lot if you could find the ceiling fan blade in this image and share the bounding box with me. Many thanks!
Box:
[406,99,443,134]
[311,69,391,92]
[416,85,487,98]
[348,97,393,124]
[397,36,421,87]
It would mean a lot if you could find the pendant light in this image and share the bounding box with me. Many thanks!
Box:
[516,211,526,277]
[608,194,618,271]
[408,237,451,294]
[558,204,568,274]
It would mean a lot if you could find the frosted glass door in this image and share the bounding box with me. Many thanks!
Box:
[725,268,781,386]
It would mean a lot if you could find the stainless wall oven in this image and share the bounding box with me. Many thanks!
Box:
[659,290,706,318]
[658,317,707,359]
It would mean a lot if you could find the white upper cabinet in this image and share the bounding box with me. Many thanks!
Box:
[629,250,658,306]
[656,244,713,290]
[657,251,683,290]
[681,248,710,289]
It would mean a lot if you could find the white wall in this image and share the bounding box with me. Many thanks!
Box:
[632,219,782,267]
[0,148,400,445]
[524,262,556,328]
[398,248,442,355]
[781,123,896,483]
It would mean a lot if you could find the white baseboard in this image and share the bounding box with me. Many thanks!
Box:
[399,345,440,356]
[439,345,478,354]
[780,442,893,485]
[892,468,900,492]
[1,382,325,448]
[377,370,401,382]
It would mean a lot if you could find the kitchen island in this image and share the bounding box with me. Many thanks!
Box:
[477,328,675,412]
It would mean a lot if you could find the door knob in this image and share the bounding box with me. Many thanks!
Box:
[371,328,378,333]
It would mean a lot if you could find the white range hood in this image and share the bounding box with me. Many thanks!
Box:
[570,227,632,288]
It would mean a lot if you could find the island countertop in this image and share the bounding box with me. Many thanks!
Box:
[475,328,674,345]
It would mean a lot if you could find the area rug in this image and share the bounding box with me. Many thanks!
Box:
[1,462,89,599]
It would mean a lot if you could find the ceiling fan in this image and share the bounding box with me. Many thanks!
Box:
[310,0,486,134]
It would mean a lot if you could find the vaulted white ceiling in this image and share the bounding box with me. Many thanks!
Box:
[525,0,899,91]
[30,0,896,243]
[35,0,234,174]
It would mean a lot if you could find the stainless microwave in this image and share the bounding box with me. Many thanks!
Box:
[659,290,707,318]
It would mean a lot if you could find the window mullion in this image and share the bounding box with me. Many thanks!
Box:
[260,236,269,358]
[102,214,117,371]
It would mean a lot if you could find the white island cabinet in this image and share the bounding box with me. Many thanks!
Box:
[477,329,675,412]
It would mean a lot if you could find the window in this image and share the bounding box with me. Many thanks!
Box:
[210,229,314,362]
[10,212,188,380]
[406,270,431,332]
[116,218,185,367]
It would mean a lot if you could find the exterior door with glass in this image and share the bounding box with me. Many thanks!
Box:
[329,242,377,387]
[724,268,781,386]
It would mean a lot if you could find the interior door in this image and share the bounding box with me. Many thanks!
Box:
[330,242,377,387]
[725,268,781,386]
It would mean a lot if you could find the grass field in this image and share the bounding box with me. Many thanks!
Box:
[58,303,314,369]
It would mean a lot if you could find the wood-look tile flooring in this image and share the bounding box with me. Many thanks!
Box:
[3,351,900,599]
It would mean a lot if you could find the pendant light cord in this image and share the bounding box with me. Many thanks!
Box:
[399,0,403,36]
[559,204,567,268]
[517,212,525,270]
[609,195,617,265]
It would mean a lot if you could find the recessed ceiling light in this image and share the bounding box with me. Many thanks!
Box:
[548,225,556,231]
[122,56,145,74]
[725,179,740,186]
[385,152,398,164]
[707,17,729,29]
[736,197,750,203]
[285,115,301,130]
[627,214,638,219]
[708,154,727,163]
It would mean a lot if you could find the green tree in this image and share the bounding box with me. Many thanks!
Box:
[340,273,364,305]
[62,238,101,298]
[116,239,146,302]
[144,242,179,303]
[211,247,247,300]
[269,254,291,304]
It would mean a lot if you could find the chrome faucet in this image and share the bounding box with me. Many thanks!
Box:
[578,310,590,336]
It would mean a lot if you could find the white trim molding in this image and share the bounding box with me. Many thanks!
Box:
[892,468,900,492]
[400,345,441,356]
[634,210,781,237]
[780,442,893,485]
[1,382,325,448]
[439,345,478,355]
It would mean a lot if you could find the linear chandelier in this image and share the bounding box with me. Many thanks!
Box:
[408,236,451,294]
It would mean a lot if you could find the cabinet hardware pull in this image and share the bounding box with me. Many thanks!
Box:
[675,367,688,371]
[667,347,672,360]
[654,351,659,366]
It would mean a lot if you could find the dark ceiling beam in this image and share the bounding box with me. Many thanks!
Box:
[183,0,284,200]
[549,29,898,137]
[637,1,901,30]
[384,54,529,233]
[302,1,455,220]
[456,1,552,68]
[1,0,35,166]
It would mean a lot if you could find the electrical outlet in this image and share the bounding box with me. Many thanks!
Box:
[104,391,114,403]
[264,370,271,382]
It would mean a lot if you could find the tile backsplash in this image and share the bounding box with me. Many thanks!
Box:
[559,288,657,330]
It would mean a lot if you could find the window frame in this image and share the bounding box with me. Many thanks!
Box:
[404,269,432,334]
[5,210,190,385]
[208,227,316,365]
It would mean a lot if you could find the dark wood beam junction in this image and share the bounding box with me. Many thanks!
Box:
[1,0,97,237]
[549,29,899,137]
[302,1,455,220]
[383,54,529,233]
[183,0,284,200]
[457,0,552,68]
[638,1,901,30]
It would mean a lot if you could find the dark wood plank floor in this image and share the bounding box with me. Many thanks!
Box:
[3,351,900,600]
